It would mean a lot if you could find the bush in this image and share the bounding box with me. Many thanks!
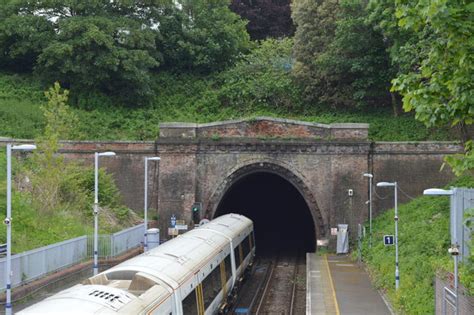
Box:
[213,38,302,112]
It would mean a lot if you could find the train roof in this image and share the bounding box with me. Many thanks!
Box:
[17,214,253,314]
[18,284,139,314]
[104,213,253,287]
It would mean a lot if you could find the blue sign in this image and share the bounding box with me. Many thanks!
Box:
[170,214,176,228]
[384,235,394,246]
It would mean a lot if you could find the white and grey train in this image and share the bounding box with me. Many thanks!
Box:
[19,213,255,315]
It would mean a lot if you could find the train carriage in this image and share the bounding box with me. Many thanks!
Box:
[18,213,255,315]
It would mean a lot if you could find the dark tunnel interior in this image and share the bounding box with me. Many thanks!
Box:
[214,172,316,256]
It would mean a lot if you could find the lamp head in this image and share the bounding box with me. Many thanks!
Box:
[12,144,37,151]
[146,157,161,161]
[363,173,373,178]
[98,151,116,157]
[423,188,453,196]
[377,182,396,187]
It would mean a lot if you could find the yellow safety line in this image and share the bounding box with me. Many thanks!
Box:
[196,285,201,314]
[324,254,340,315]
[196,284,205,315]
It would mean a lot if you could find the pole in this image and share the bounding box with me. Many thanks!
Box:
[93,152,99,276]
[394,182,399,290]
[451,190,459,315]
[144,158,148,252]
[369,176,373,248]
[5,144,12,315]
[358,223,362,264]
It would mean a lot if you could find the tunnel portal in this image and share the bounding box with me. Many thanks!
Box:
[214,172,316,255]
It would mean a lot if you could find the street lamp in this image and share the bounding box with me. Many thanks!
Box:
[5,143,36,315]
[376,181,399,290]
[144,156,160,252]
[423,188,458,315]
[93,151,116,276]
[363,173,373,248]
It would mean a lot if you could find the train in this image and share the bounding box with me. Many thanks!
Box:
[18,213,255,315]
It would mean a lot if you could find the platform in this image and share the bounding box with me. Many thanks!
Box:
[306,253,392,315]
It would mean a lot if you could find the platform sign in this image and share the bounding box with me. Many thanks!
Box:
[175,224,188,230]
[383,235,394,246]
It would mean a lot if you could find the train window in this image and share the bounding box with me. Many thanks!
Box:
[182,290,198,315]
[242,235,250,259]
[234,245,241,266]
[202,265,222,309]
[224,255,232,281]
[250,231,255,248]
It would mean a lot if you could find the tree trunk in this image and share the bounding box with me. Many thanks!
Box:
[390,92,402,117]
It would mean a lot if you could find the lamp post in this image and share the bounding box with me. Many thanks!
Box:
[363,173,373,248]
[423,188,458,315]
[144,156,160,252]
[5,144,36,315]
[93,151,116,276]
[377,181,399,290]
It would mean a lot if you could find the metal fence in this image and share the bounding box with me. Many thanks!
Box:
[86,224,145,259]
[0,236,87,290]
[0,223,144,290]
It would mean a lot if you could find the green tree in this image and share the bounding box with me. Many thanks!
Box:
[292,0,339,104]
[215,38,300,110]
[315,0,392,109]
[292,0,391,109]
[388,0,474,175]
[0,11,54,72]
[0,1,169,105]
[30,82,79,213]
[156,0,251,72]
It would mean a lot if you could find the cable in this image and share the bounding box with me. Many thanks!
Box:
[373,186,390,200]
[397,185,417,200]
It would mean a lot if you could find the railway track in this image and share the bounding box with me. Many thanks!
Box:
[254,253,300,314]
[230,252,304,315]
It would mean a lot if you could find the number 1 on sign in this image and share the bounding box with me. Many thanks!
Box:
[384,235,394,246]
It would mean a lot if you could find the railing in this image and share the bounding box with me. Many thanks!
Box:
[0,223,144,290]
[86,224,145,259]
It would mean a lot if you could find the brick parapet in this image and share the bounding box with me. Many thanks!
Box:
[159,117,369,140]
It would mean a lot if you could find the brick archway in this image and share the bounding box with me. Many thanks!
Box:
[206,161,327,240]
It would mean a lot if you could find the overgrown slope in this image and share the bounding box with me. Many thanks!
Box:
[362,176,474,314]
[0,71,455,142]
[0,149,137,253]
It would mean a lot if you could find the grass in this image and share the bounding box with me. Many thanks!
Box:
[0,149,135,253]
[361,176,474,314]
[0,72,455,142]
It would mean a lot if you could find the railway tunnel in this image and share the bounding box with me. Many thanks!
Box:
[214,172,316,255]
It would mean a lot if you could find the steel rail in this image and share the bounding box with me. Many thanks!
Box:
[254,259,276,315]
[289,254,300,315]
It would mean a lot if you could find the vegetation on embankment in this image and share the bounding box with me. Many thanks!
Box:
[0,148,137,253]
[0,84,138,253]
[0,1,471,173]
[361,176,474,314]
[0,71,455,142]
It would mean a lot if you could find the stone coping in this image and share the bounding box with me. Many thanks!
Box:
[159,117,369,129]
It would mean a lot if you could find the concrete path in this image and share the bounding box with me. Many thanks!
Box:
[307,253,392,315]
